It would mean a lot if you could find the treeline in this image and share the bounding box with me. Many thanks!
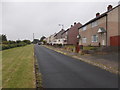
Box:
[0,34,31,50]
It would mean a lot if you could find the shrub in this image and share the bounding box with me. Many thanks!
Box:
[83,46,98,50]
[2,44,10,50]
[1,40,31,50]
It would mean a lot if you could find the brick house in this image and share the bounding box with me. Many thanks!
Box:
[54,29,65,45]
[47,33,56,45]
[62,22,82,45]
[78,5,120,47]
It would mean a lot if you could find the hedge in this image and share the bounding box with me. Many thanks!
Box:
[1,42,29,51]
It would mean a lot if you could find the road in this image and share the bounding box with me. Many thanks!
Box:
[34,45,118,88]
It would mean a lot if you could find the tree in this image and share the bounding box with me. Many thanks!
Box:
[16,40,21,43]
[0,34,7,42]
[0,35,2,43]
[23,40,31,44]
[40,36,46,42]
[33,39,39,44]
[43,40,47,44]
[8,40,16,44]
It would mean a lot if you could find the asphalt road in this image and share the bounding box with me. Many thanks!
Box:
[34,45,118,88]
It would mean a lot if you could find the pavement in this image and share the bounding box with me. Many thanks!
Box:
[34,44,118,88]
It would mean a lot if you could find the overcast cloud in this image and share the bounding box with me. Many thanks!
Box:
[0,0,119,41]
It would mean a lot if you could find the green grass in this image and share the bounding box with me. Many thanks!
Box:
[0,50,2,89]
[2,45,35,88]
[83,46,98,50]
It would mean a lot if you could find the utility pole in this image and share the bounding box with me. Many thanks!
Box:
[33,33,34,41]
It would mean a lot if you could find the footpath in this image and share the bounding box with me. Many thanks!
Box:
[43,45,119,75]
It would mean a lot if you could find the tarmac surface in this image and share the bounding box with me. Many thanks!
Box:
[34,45,118,88]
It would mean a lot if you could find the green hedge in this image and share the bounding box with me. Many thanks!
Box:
[1,42,28,51]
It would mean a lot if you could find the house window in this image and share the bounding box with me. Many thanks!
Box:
[91,21,98,27]
[92,35,98,42]
[66,32,68,35]
[82,37,87,43]
[82,26,87,31]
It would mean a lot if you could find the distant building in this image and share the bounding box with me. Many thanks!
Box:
[61,29,68,45]
[62,22,82,45]
[54,29,65,45]
[49,33,56,45]
[78,5,120,46]
[46,37,50,44]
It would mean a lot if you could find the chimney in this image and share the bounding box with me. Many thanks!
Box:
[74,22,76,25]
[107,5,113,11]
[71,25,73,27]
[96,12,100,17]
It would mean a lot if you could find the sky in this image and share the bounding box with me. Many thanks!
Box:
[0,0,119,41]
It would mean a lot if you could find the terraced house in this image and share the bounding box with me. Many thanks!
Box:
[78,5,120,47]
[53,29,65,45]
[62,22,82,45]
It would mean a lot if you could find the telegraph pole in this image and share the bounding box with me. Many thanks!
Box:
[33,33,34,42]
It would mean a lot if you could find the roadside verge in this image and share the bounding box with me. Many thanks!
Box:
[34,46,43,89]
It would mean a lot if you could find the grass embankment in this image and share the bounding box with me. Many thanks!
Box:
[0,51,2,89]
[2,45,35,88]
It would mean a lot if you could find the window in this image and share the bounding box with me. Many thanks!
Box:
[92,35,98,42]
[66,32,68,35]
[82,37,87,43]
[91,21,98,27]
[82,26,87,31]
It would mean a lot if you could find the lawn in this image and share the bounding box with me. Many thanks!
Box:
[0,50,2,89]
[2,45,35,88]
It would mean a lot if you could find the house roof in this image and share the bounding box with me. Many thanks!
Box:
[78,4,120,29]
[61,22,81,35]
[54,29,65,37]
[61,29,69,35]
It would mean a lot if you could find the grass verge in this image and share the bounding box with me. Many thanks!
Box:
[2,45,35,88]
[34,53,43,88]
[0,50,2,89]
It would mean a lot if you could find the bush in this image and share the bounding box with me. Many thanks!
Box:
[2,44,10,50]
[9,44,17,48]
[2,41,9,44]
[64,45,75,52]
[1,40,31,50]
[83,46,98,50]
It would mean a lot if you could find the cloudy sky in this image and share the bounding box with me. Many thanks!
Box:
[0,0,119,41]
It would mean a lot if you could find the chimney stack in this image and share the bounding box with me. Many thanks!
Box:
[107,5,113,11]
[74,22,76,25]
[71,25,73,27]
[96,13,100,17]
